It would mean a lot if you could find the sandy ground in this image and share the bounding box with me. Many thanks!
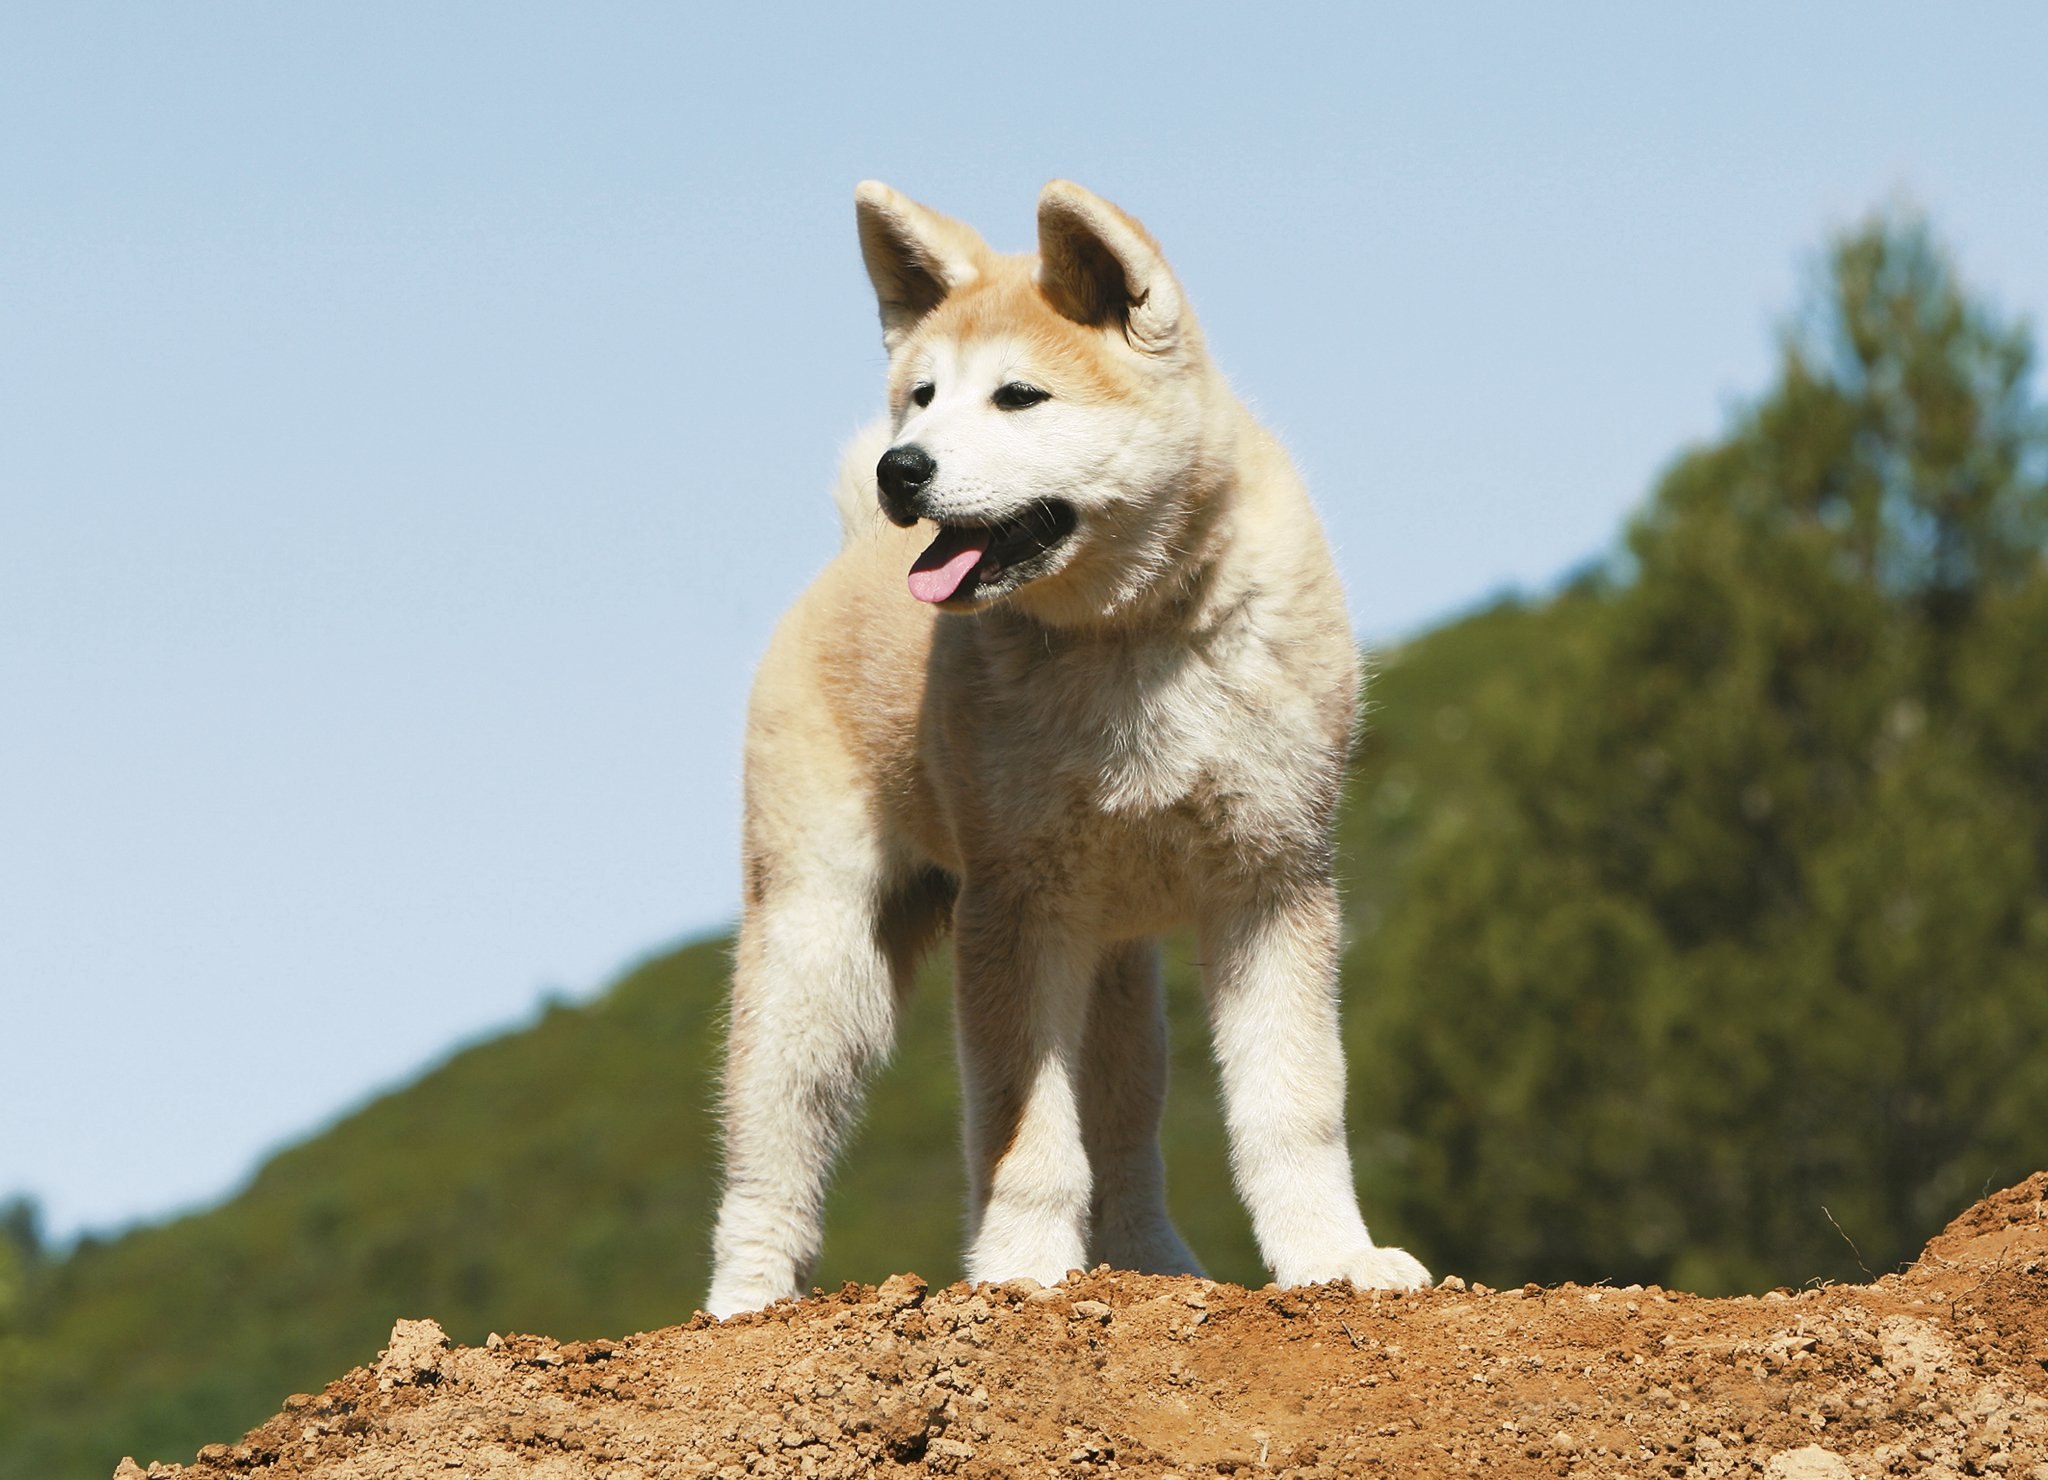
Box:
[121,1174,2048,1479]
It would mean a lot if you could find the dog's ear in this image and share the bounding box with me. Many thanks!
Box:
[1036,181,1184,356]
[855,182,990,353]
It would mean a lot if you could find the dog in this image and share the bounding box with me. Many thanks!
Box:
[705,181,1429,1317]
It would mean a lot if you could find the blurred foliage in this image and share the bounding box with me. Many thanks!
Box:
[4,214,2045,1477]
[0,1199,41,1400]
[1346,215,2048,1295]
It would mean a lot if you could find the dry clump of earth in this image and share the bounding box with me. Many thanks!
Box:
[122,1173,2048,1479]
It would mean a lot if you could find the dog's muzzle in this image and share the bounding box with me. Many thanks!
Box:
[876,444,936,527]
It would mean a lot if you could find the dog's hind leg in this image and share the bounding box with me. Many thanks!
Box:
[953,888,1100,1287]
[1080,939,1203,1276]
[706,821,932,1318]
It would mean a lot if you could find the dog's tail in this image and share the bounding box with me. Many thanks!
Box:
[830,419,895,548]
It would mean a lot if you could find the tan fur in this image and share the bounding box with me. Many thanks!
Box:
[706,182,1427,1316]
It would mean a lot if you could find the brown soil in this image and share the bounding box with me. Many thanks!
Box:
[121,1175,2048,1480]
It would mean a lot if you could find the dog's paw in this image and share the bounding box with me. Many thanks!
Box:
[703,1276,796,1321]
[1281,1243,1432,1292]
[1343,1244,1432,1291]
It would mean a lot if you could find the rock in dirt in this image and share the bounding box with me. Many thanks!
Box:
[373,1318,450,1391]
[1762,1447,1853,1479]
[128,1173,2048,1478]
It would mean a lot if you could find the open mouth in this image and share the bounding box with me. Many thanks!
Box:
[906,499,1078,605]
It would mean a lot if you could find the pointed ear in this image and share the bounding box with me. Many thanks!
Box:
[1035,180,1185,355]
[854,181,991,352]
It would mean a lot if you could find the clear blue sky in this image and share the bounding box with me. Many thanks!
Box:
[4,3,2045,1239]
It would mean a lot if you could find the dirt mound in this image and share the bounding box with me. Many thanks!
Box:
[121,1175,2048,1479]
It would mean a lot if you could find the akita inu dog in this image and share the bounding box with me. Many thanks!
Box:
[705,181,1428,1317]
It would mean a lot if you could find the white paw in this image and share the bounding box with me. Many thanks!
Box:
[703,1275,797,1321]
[1348,1244,1432,1290]
[1282,1243,1432,1292]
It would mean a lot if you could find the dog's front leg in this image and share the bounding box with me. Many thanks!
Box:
[954,889,1098,1286]
[707,875,904,1318]
[1201,881,1430,1291]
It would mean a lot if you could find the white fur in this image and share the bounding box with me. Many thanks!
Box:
[705,182,1427,1317]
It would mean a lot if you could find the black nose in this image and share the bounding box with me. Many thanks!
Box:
[876,445,936,526]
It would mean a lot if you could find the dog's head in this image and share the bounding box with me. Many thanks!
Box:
[855,181,1220,624]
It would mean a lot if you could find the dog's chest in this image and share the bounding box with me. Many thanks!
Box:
[929,619,1340,922]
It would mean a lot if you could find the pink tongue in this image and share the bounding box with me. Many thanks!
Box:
[907,527,990,604]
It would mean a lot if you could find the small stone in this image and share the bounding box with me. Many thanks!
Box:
[1071,1299,1113,1323]
[113,1462,148,1480]
[1438,1275,1468,1292]
[486,1332,505,1349]
[1763,1447,1852,1480]
[875,1272,928,1313]
[376,1318,450,1388]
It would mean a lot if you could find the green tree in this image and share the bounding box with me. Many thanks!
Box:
[0,1198,43,1396]
[1348,216,2048,1293]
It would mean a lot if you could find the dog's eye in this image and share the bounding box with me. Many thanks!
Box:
[993,382,1050,410]
[911,382,935,408]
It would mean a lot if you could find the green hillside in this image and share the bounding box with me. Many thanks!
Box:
[0,600,1509,1479]
[4,213,2045,1479]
